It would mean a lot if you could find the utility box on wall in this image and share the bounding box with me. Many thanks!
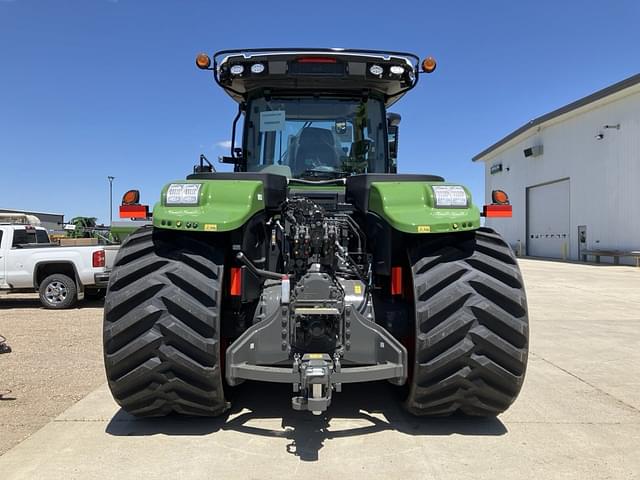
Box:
[523,145,543,158]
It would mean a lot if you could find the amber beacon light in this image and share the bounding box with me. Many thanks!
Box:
[421,56,437,73]
[121,190,140,205]
[196,53,212,69]
[492,190,510,205]
[483,190,513,218]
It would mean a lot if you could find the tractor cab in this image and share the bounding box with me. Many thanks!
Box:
[196,49,436,179]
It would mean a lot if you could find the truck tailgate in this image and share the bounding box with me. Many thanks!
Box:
[104,245,120,269]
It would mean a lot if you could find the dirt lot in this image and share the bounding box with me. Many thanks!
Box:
[0,294,105,455]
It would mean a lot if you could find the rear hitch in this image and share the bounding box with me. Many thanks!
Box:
[291,353,341,415]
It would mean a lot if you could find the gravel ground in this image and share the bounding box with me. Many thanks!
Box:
[0,294,105,455]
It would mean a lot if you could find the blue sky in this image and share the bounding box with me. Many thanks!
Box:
[1,0,638,224]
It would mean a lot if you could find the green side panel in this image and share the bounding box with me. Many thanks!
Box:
[152,179,265,233]
[368,182,481,234]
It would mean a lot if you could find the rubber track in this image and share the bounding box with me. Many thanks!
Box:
[103,226,228,417]
[405,227,529,416]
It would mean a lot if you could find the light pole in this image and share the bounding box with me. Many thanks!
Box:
[107,176,115,226]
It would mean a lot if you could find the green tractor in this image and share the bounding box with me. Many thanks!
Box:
[103,49,528,417]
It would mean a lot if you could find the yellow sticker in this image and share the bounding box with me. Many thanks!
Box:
[204,224,218,232]
[354,284,362,294]
[417,225,431,233]
[308,353,323,359]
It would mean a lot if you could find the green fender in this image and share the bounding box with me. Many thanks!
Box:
[152,179,265,233]
[368,182,481,234]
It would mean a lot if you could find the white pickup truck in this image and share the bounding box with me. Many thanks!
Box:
[0,224,118,309]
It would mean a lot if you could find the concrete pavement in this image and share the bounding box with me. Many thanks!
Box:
[1,259,639,479]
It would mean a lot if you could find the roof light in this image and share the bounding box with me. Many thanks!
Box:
[369,64,383,76]
[195,53,211,69]
[390,65,405,75]
[250,63,265,74]
[297,57,337,63]
[421,56,437,73]
[230,64,244,75]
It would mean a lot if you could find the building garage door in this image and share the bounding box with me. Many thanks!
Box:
[527,179,570,259]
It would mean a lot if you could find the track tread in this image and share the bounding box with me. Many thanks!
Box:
[103,226,228,417]
[405,228,529,416]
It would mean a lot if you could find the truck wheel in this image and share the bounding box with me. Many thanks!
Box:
[103,226,228,417]
[39,274,78,309]
[405,227,529,416]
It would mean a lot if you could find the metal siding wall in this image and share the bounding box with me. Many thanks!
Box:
[482,88,640,263]
[0,210,64,233]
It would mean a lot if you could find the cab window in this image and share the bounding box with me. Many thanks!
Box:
[12,228,50,246]
[245,96,387,179]
[36,230,50,244]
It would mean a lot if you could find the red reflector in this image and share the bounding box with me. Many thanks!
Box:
[92,250,105,268]
[483,204,513,217]
[391,266,403,296]
[297,57,337,63]
[119,205,149,219]
[230,267,242,297]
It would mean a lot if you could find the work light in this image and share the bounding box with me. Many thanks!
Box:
[230,65,244,75]
[369,65,383,76]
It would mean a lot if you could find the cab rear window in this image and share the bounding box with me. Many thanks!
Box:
[36,230,49,243]
[12,229,50,246]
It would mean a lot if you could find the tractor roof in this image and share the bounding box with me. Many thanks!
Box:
[210,48,421,107]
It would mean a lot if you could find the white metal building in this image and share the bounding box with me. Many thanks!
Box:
[473,73,640,264]
[0,208,64,233]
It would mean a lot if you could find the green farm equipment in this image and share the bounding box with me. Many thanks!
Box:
[103,49,528,417]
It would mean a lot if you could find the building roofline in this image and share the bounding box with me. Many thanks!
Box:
[0,208,64,217]
[472,72,640,162]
